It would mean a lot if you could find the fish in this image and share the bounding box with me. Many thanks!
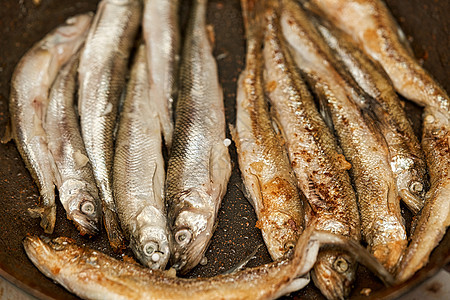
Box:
[311,16,428,214]
[395,107,450,282]
[304,0,450,281]
[114,44,172,270]
[165,0,232,274]
[45,53,101,236]
[78,0,142,251]
[305,0,450,112]
[264,2,360,299]
[8,13,93,234]
[280,0,407,278]
[23,228,395,300]
[232,0,305,261]
[143,0,181,150]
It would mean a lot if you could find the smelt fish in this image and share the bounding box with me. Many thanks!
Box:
[8,13,92,233]
[166,0,232,273]
[45,54,101,236]
[114,44,172,270]
[266,1,360,299]
[232,0,305,261]
[78,0,142,250]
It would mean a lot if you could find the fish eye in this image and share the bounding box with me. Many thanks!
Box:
[80,201,96,215]
[143,242,158,256]
[409,181,423,194]
[284,241,296,251]
[333,257,349,273]
[49,240,66,251]
[175,229,192,246]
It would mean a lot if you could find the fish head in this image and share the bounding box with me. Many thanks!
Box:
[130,226,171,270]
[311,249,357,300]
[66,190,101,236]
[170,203,214,274]
[391,156,427,213]
[258,211,302,260]
[23,236,80,275]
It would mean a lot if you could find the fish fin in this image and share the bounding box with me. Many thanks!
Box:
[1,121,13,143]
[307,178,327,212]
[28,204,56,234]
[222,244,263,274]
[206,24,215,49]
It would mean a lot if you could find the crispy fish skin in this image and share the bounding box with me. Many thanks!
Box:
[143,0,180,149]
[8,13,93,233]
[313,19,428,214]
[281,0,407,276]
[307,0,450,112]
[166,0,231,274]
[265,3,360,299]
[396,108,450,282]
[114,45,172,270]
[233,0,305,261]
[23,229,395,300]
[45,54,101,236]
[78,0,141,251]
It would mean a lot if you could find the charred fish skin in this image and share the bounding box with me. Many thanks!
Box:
[78,0,142,250]
[312,17,428,214]
[280,0,407,275]
[307,0,450,112]
[396,108,450,282]
[233,0,305,261]
[114,44,172,270]
[143,0,180,150]
[45,54,101,236]
[9,14,93,234]
[264,2,360,299]
[166,0,232,274]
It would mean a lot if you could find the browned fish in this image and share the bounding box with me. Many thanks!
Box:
[233,0,305,261]
[310,15,428,214]
[306,0,450,112]
[23,228,395,300]
[264,1,361,298]
[280,0,407,278]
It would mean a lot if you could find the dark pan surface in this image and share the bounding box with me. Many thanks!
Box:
[0,1,448,299]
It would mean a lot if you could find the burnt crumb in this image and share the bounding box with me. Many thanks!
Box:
[425,281,442,294]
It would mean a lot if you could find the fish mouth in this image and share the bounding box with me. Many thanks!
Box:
[312,250,356,300]
[399,188,424,214]
[130,238,171,270]
[171,240,208,274]
[70,211,100,236]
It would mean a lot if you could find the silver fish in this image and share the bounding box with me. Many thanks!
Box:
[114,44,172,270]
[281,0,406,280]
[166,0,232,274]
[312,18,428,214]
[395,107,450,282]
[306,0,450,112]
[8,13,93,233]
[267,2,361,298]
[23,228,394,300]
[232,0,305,261]
[78,0,142,251]
[45,54,101,236]
[143,0,180,150]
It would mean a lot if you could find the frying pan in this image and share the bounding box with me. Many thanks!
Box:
[0,0,448,299]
